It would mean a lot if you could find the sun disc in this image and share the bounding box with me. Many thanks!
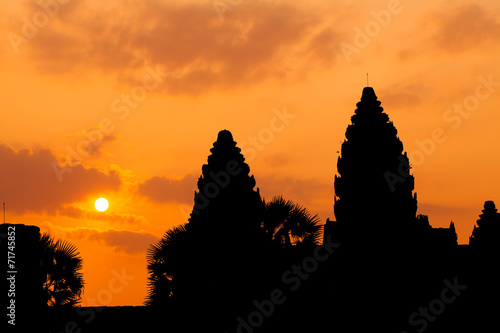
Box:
[95,198,109,212]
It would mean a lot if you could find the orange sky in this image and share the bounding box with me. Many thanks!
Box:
[1,0,500,306]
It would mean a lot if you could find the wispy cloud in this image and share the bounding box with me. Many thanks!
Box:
[398,3,500,60]
[137,174,197,205]
[430,4,500,53]
[21,1,341,94]
[378,82,425,110]
[89,229,159,254]
[0,144,120,214]
[60,226,159,255]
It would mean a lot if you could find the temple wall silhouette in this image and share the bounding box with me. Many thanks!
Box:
[1,223,41,333]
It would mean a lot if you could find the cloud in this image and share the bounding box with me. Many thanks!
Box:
[137,174,197,205]
[397,4,500,62]
[64,128,119,162]
[0,145,121,214]
[83,132,118,159]
[85,211,148,225]
[89,230,159,254]
[430,4,500,53]
[256,174,332,205]
[378,82,424,110]
[61,226,159,254]
[263,153,293,169]
[58,205,85,219]
[24,1,341,94]
[397,48,416,62]
[56,205,148,225]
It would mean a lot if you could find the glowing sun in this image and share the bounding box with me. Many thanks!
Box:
[95,198,109,212]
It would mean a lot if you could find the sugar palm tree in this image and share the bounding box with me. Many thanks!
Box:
[145,223,189,307]
[262,196,322,249]
[39,233,84,307]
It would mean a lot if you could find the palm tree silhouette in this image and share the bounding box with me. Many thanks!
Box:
[262,196,322,248]
[39,233,84,307]
[145,223,189,307]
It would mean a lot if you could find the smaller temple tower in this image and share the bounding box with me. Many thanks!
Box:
[470,200,500,249]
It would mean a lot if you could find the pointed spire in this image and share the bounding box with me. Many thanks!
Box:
[361,86,377,102]
[217,129,233,142]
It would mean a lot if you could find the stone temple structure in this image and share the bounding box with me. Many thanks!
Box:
[324,86,456,248]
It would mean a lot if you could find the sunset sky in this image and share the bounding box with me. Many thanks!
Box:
[1,0,500,306]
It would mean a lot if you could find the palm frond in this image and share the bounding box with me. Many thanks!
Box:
[39,233,84,307]
[145,223,188,306]
[262,196,323,247]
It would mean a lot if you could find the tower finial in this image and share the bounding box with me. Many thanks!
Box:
[366,73,369,87]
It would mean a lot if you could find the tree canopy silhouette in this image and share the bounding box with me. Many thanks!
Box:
[262,195,322,249]
[39,232,84,307]
[145,223,188,307]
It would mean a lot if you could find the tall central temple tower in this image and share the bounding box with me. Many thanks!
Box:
[331,86,418,240]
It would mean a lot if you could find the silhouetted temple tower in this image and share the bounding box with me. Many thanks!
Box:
[187,129,262,238]
[179,130,267,327]
[470,200,500,249]
[333,86,417,234]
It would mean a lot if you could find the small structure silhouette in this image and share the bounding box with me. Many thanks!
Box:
[470,200,500,249]
[1,224,41,332]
